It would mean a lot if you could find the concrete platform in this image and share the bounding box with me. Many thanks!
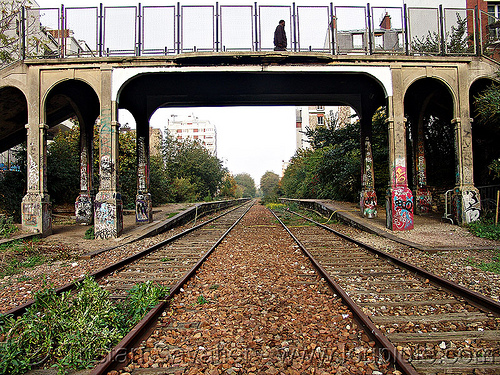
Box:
[284,199,500,252]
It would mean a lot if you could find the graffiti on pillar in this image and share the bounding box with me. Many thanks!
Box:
[42,203,52,232]
[416,141,427,187]
[136,195,149,222]
[463,190,480,223]
[23,202,40,226]
[95,200,117,239]
[27,154,38,191]
[75,194,93,224]
[362,190,377,218]
[80,147,89,191]
[137,137,148,191]
[392,186,414,230]
[416,188,432,214]
[100,155,114,190]
[395,166,407,186]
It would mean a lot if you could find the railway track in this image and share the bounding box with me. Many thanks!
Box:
[271,207,500,375]
[99,200,254,299]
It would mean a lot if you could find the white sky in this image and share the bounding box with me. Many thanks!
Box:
[36,0,466,185]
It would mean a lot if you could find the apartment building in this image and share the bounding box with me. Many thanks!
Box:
[165,113,217,155]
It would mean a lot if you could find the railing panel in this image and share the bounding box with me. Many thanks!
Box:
[334,6,368,54]
[371,6,404,53]
[181,6,214,52]
[296,6,330,52]
[0,9,22,65]
[65,7,98,57]
[407,7,441,55]
[480,9,500,52]
[258,5,292,51]
[26,8,60,59]
[444,8,475,55]
[220,5,254,52]
[142,6,176,55]
[103,6,137,56]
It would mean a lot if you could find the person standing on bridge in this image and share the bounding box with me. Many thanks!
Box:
[274,20,287,51]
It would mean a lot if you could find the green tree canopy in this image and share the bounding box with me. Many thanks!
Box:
[260,171,280,198]
[234,173,256,198]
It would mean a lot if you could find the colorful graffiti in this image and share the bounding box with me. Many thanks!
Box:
[390,187,414,231]
[23,202,40,226]
[416,188,432,214]
[100,155,113,190]
[395,166,407,186]
[136,194,151,222]
[137,137,148,191]
[361,190,377,218]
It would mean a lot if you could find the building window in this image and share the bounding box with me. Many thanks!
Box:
[317,115,324,125]
[193,128,198,132]
[176,129,182,133]
[193,135,198,139]
[488,3,500,40]
[352,33,364,49]
[317,106,324,110]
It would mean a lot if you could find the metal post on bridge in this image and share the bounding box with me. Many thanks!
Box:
[292,3,297,52]
[60,4,65,58]
[176,2,181,54]
[254,2,259,51]
[215,2,220,52]
[403,3,409,56]
[439,4,445,56]
[329,3,335,54]
[98,3,103,57]
[137,3,142,56]
[20,6,26,60]
[367,3,373,55]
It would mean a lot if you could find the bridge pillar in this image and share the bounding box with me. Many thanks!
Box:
[21,123,52,236]
[135,135,152,223]
[94,68,123,239]
[360,136,377,218]
[452,117,481,224]
[75,129,94,225]
[386,77,414,231]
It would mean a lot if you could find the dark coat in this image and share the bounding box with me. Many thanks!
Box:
[274,23,287,51]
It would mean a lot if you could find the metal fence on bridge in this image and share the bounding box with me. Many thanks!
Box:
[2,2,500,64]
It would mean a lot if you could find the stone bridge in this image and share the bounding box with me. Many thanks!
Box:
[0,52,497,238]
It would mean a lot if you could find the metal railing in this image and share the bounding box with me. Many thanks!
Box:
[1,2,496,66]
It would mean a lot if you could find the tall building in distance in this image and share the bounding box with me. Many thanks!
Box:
[165,113,217,155]
[295,106,355,151]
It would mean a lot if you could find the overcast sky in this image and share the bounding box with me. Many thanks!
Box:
[35,0,466,185]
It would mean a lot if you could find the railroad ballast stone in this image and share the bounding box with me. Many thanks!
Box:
[122,204,393,374]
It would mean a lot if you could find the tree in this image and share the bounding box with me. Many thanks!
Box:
[412,12,473,55]
[162,135,227,202]
[260,171,280,199]
[219,173,238,198]
[234,173,256,198]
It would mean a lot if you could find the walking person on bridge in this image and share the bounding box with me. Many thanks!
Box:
[274,19,287,51]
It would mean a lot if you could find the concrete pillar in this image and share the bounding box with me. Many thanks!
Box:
[21,122,52,236]
[386,66,414,230]
[360,136,377,218]
[94,67,123,239]
[451,65,481,225]
[75,127,94,225]
[135,134,152,223]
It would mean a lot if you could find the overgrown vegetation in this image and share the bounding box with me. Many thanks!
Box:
[468,250,500,275]
[280,108,388,203]
[0,277,168,374]
[0,216,18,238]
[467,219,500,241]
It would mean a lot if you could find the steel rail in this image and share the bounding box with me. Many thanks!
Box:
[270,208,419,375]
[290,209,500,317]
[2,200,252,319]
[91,200,254,374]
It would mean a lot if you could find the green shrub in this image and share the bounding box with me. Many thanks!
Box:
[467,219,500,241]
[0,216,18,238]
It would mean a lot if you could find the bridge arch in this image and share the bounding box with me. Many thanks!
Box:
[404,77,456,215]
[0,85,28,153]
[470,77,500,213]
[115,68,388,224]
[44,79,100,225]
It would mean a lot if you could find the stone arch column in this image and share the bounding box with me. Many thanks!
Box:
[360,116,377,219]
[94,67,123,239]
[21,68,52,236]
[386,66,414,231]
[452,64,480,224]
[135,118,152,224]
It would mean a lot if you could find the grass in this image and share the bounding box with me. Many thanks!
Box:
[467,219,500,241]
[0,277,168,375]
[468,251,500,275]
[0,216,18,239]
